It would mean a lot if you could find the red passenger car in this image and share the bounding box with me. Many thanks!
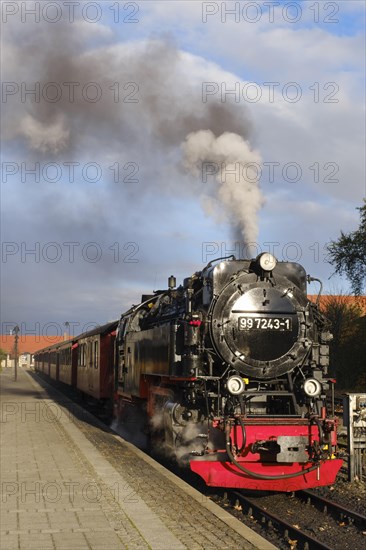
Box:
[58,340,77,386]
[75,322,117,401]
[34,322,117,407]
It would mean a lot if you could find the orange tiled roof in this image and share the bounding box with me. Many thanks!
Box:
[308,295,366,315]
[0,335,65,355]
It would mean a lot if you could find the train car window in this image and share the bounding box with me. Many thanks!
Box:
[79,344,86,367]
[94,341,98,369]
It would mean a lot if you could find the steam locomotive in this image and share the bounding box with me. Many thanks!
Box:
[115,254,342,491]
[35,253,342,492]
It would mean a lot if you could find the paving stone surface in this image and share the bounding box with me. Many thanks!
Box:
[0,368,275,549]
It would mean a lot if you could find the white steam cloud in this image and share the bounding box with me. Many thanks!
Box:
[19,114,70,154]
[183,130,264,246]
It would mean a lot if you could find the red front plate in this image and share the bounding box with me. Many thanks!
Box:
[190,459,343,492]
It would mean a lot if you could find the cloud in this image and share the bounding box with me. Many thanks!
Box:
[19,114,70,154]
[1,4,365,331]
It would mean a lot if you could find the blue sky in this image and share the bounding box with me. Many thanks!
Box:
[1,0,365,335]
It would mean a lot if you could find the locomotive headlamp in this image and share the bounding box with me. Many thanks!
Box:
[303,378,322,397]
[227,375,245,395]
[258,253,277,272]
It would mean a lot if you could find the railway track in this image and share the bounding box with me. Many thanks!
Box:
[229,490,333,550]
[298,490,366,529]
[219,488,366,550]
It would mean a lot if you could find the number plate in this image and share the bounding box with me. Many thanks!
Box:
[238,316,292,331]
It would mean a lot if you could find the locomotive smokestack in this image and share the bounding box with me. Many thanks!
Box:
[168,275,176,289]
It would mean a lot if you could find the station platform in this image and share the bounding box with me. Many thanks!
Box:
[0,367,276,550]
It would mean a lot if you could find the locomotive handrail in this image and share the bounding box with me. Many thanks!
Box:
[307,275,323,305]
[201,254,236,273]
[241,391,296,396]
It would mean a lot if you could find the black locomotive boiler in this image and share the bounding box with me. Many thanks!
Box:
[115,253,342,491]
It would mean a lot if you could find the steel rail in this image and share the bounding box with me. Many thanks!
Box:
[231,490,334,550]
[298,490,366,530]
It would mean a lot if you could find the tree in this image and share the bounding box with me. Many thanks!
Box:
[327,201,366,295]
[321,295,365,390]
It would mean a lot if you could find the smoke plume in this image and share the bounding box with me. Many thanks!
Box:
[183,130,263,246]
[3,18,263,249]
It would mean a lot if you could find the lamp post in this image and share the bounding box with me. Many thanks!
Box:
[64,321,70,340]
[13,325,20,382]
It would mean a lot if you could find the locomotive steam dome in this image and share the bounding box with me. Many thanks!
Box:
[210,265,312,379]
